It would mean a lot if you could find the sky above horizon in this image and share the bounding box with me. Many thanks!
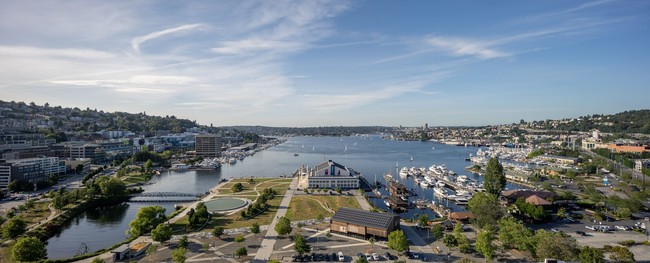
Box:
[1,0,648,127]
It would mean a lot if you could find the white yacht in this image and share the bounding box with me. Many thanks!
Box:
[457,175,468,183]
[399,167,409,177]
[455,189,470,196]
[171,163,190,170]
[420,181,430,188]
[436,181,446,188]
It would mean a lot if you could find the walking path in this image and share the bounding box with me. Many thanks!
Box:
[354,191,372,211]
[253,176,299,261]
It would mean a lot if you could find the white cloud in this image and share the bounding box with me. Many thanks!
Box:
[0,45,115,59]
[426,37,510,59]
[131,23,204,53]
[211,39,305,55]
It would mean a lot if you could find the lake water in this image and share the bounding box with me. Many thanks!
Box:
[46,135,524,259]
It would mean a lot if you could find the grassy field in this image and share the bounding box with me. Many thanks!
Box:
[285,195,360,221]
[19,201,52,225]
[122,172,152,184]
[170,177,293,232]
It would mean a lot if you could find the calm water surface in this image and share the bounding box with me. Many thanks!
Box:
[46,135,524,258]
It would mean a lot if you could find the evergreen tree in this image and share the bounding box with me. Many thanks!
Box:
[484,158,506,196]
[476,228,496,261]
[293,234,311,255]
[387,230,409,252]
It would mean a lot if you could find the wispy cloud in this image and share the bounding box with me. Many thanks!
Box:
[426,37,510,59]
[0,45,115,59]
[131,23,204,53]
[211,39,305,55]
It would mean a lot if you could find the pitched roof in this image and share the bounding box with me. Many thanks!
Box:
[448,211,475,220]
[331,208,399,230]
[314,160,360,176]
[502,190,556,201]
[525,195,552,205]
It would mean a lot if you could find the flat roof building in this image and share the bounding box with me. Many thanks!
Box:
[195,134,221,158]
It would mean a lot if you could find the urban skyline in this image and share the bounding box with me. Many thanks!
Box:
[1,0,648,127]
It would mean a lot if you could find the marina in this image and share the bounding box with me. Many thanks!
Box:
[44,135,525,259]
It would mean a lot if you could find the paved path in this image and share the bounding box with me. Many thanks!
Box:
[354,191,372,211]
[400,223,433,254]
[254,176,299,261]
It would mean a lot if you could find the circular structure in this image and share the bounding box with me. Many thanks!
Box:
[204,198,249,212]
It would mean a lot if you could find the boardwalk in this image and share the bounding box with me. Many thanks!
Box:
[253,176,299,261]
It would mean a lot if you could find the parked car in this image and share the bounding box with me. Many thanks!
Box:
[585,225,596,231]
[615,225,630,231]
[338,252,345,262]
[365,252,373,260]
[372,253,380,261]
[576,231,587,236]
[551,228,560,232]
[356,253,365,260]
[384,252,394,260]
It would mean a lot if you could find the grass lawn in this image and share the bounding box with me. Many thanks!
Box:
[122,172,152,184]
[19,201,52,225]
[285,195,360,221]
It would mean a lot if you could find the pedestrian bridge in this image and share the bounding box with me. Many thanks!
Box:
[129,192,201,202]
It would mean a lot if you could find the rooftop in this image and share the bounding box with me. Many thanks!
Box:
[331,207,399,230]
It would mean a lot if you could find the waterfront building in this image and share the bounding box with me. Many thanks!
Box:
[500,189,556,206]
[301,160,361,189]
[195,134,221,158]
[538,155,580,165]
[330,208,400,239]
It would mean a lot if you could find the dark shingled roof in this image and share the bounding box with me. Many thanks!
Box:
[331,208,399,230]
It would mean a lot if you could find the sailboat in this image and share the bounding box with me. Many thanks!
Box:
[410,156,414,162]
[344,144,348,153]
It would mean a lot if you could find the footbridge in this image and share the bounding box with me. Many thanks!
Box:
[129,192,202,202]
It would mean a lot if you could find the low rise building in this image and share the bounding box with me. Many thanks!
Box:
[330,208,400,239]
[608,144,650,154]
[302,160,361,189]
[635,159,650,173]
[538,155,579,165]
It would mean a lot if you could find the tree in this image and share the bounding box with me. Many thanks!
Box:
[151,223,173,243]
[443,234,458,247]
[468,192,503,228]
[128,206,166,237]
[497,217,534,253]
[91,258,106,263]
[387,230,409,253]
[172,247,187,263]
[484,158,505,196]
[418,214,429,228]
[146,244,158,256]
[231,182,243,192]
[212,226,224,239]
[235,247,248,258]
[235,234,245,242]
[293,234,312,255]
[534,230,579,261]
[454,223,472,253]
[144,159,153,172]
[2,217,27,239]
[607,246,635,263]
[275,216,292,236]
[24,199,36,210]
[615,208,632,220]
[97,176,127,198]
[579,246,604,263]
[369,236,376,249]
[556,207,567,219]
[10,236,47,262]
[356,257,369,263]
[178,235,189,248]
[250,222,260,234]
[316,214,324,223]
[475,228,496,261]
[431,224,444,240]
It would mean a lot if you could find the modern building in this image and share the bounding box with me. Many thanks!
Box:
[4,157,66,186]
[330,208,400,239]
[195,134,221,158]
[635,159,650,173]
[0,163,12,189]
[301,160,361,189]
[538,155,579,165]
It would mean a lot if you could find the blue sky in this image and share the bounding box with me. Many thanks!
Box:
[1,0,648,127]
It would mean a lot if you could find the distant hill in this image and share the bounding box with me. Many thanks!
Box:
[0,100,233,138]
[549,110,650,134]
